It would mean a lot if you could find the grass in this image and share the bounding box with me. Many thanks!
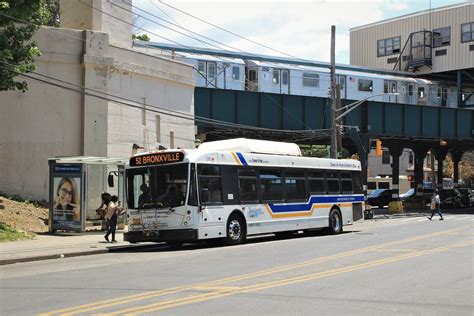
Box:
[0,223,33,242]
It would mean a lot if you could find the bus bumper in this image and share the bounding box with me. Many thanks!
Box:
[124,229,198,243]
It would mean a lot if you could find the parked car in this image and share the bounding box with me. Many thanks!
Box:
[400,188,415,201]
[367,189,392,208]
[402,189,433,209]
[457,188,474,207]
[439,188,462,209]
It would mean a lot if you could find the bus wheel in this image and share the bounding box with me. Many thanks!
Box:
[327,209,342,235]
[225,214,246,245]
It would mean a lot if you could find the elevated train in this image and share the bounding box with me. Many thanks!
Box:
[175,51,472,108]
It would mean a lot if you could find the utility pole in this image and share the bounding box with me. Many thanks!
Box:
[330,25,338,159]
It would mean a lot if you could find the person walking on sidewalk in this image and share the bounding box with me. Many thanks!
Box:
[428,190,444,221]
[104,195,123,242]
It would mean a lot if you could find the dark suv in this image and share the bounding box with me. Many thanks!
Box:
[439,189,462,209]
[457,188,474,207]
[367,189,392,208]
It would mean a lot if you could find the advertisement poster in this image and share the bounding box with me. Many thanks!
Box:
[52,177,81,231]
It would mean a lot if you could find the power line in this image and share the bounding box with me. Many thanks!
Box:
[79,0,313,131]
[0,61,329,138]
[156,0,315,64]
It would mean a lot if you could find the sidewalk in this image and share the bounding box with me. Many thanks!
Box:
[0,230,156,266]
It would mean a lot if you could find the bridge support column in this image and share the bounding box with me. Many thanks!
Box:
[411,145,428,195]
[451,150,464,184]
[432,147,448,189]
[386,140,403,213]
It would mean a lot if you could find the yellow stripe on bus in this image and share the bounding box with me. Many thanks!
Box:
[231,152,242,165]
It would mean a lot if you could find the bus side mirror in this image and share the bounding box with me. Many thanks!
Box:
[108,174,114,187]
[200,188,209,204]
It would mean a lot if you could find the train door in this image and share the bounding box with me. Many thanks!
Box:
[206,62,217,88]
[438,87,448,107]
[383,80,398,103]
[337,75,346,99]
[407,84,415,104]
[281,70,289,94]
[196,61,207,87]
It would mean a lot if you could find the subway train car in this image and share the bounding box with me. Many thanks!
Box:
[177,51,468,108]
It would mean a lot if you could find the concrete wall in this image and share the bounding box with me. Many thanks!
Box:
[0,26,195,201]
[350,2,474,73]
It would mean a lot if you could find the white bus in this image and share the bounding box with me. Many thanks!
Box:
[124,139,364,247]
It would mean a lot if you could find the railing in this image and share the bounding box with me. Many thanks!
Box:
[393,31,432,72]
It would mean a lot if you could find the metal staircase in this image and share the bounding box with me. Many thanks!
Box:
[393,31,432,72]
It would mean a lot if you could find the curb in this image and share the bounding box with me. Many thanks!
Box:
[0,244,161,266]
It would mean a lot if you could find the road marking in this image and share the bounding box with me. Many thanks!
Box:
[126,240,473,315]
[39,227,469,316]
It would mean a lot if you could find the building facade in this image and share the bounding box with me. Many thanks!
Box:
[0,0,196,200]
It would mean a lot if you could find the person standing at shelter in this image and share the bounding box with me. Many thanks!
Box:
[104,195,123,242]
[428,190,444,221]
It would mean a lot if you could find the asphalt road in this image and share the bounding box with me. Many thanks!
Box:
[1,211,473,315]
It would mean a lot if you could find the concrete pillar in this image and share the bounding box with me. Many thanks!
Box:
[451,150,464,184]
[386,141,403,201]
[411,145,428,195]
[60,0,132,48]
[432,147,448,189]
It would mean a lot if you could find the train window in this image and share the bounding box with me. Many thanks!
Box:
[303,73,319,87]
[461,22,473,43]
[198,62,205,75]
[248,70,257,82]
[273,70,279,85]
[358,79,373,92]
[408,85,413,96]
[382,150,390,164]
[433,27,450,47]
[377,36,401,56]
[232,66,240,80]
[384,81,388,93]
[282,71,288,85]
[437,87,442,98]
[208,63,216,79]
[418,87,425,98]
[390,82,397,93]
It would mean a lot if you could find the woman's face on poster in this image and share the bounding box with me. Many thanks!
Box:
[59,181,73,207]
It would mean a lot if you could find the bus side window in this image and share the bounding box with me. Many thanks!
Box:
[197,165,222,204]
[259,169,283,202]
[308,171,325,194]
[284,171,306,202]
[340,172,353,193]
[352,171,363,194]
[238,169,258,203]
[326,172,340,194]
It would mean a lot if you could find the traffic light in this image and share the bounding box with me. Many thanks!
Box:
[375,139,382,157]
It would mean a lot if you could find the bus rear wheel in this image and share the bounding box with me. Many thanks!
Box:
[327,208,342,235]
[225,214,246,245]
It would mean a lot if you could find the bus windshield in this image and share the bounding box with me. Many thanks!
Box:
[127,163,188,209]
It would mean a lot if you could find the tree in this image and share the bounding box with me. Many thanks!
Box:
[0,0,56,92]
[132,33,151,41]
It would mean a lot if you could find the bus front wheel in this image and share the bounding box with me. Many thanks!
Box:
[225,214,246,245]
[327,209,343,235]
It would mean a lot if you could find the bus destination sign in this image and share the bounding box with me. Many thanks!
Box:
[130,152,184,167]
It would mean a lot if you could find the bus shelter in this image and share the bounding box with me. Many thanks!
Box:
[48,157,127,233]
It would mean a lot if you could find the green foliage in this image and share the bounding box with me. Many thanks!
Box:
[300,145,329,158]
[0,222,33,242]
[132,33,151,41]
[0,0,57,92]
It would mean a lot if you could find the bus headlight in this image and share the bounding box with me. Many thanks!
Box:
[186,216,191,221]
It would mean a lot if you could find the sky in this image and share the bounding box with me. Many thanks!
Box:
[132,0,468,64]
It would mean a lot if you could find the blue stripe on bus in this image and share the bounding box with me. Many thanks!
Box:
[236,152,248,166]
[268,195,364,213]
